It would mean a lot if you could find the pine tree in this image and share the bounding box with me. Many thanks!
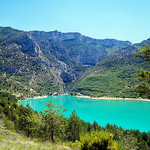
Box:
[134,44,150,98]
[43,100,67,142]
[93,121,99,131]
[66,109,80,142]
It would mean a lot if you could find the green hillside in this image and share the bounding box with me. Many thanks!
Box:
[72,45,150,98]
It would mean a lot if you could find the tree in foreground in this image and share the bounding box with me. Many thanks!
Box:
[43,101,67,142]
[66,109,80,142]
[134,44,150,98]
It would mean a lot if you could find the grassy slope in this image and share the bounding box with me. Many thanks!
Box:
[0,126,78,150]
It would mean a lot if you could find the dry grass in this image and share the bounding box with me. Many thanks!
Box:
[0,127,77,150]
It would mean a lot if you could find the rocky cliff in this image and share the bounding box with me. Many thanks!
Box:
[30,30,132,65]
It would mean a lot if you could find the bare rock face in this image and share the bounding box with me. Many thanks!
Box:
[13,33,44,58]
[30,30,132,47]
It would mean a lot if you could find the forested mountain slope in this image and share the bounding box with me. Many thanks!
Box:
[72,39,150,98]
[0,26,131,98]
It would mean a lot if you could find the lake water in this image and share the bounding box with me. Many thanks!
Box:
[18,94,150,132]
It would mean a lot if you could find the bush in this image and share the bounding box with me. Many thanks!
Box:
[80,131,118,150]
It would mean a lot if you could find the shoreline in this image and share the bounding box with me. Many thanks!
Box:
[18,93,150,102]
[18,93,68,102]
[18,95,48,102]
[74,93,150,102]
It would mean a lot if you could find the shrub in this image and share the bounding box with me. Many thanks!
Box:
[80,131,118,150]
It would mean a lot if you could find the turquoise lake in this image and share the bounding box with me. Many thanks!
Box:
[18,94,150,132]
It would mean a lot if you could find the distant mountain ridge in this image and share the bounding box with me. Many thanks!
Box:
[29,30,132,47]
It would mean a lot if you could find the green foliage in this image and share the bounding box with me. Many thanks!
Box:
[80,131,118,150]
[73,66,140,98]
[0,91,18,102]
[134,44,150,62]
[105,123,150,150]
[0,69,60,98]
[43,101,67,142]
[135,45,150,98]
[66,109,80,142]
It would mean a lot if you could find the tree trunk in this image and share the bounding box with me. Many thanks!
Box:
[51,117,55,143]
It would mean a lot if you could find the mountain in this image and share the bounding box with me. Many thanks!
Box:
[0,26,132,98]
[72,39,150,98]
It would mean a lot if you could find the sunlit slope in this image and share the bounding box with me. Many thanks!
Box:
[72,44,150,98]
[0,127,72,150]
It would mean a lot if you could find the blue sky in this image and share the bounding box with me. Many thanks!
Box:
[0,0,150,43]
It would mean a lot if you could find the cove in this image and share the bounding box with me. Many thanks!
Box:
[18,94,150,132]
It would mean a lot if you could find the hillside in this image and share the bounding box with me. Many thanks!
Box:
[0,126,73,150]
[72,40,150,98]
[0,26,131,98]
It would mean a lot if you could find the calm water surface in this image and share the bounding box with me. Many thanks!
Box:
[18,94,150,132]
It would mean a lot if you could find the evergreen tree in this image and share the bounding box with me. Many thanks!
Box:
[43,101,67,142]
[66,109,80,142]
[93,120,99,131]
[17,104,35,137]
[134,44,150,98]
